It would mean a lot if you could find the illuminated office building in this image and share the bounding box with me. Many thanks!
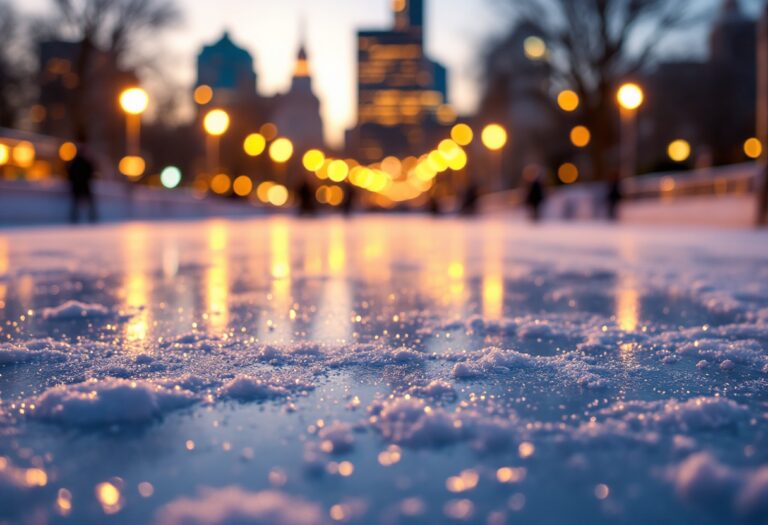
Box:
[348,0,451,162]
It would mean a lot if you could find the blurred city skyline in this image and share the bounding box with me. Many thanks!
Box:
[9,0,754,147]
[11,0,510,146]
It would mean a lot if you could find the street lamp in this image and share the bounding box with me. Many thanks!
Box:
[616,83,644,180]
[481,124,508,191]
[119,87,149,156]
[203,109,230,176]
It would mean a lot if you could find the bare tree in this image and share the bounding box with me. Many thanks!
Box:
[498,0,704,182]
[0,1,30,128]
[38,0,180,140]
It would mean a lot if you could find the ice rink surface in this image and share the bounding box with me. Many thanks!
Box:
[1,216,767,525]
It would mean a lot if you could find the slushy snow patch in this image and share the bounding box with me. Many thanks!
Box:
[41,300,110,320]
[0,340,67,365]
[219,375,313,402]
[31,378,196,426]
[318,421,356,454]
[155,487,328,525]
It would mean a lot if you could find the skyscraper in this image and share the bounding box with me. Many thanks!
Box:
[348,0,450,162]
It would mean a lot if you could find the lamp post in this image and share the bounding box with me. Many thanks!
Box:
[119,87,149,157]
[757,3,768,226]
[481,124,508,192]
[616,83,644,180]
[203,109,230,176]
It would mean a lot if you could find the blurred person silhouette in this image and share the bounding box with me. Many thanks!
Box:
[524,167,545,222]
[606,176,623,221]
[342,183,356,217]
[460,182,479,216]
[66,144,97,224]
[297,178,316,216]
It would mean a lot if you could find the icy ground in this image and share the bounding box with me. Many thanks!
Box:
[0,217,767,525]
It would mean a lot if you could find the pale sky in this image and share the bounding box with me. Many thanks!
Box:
[13,0,508,147]
[11,0,757,148]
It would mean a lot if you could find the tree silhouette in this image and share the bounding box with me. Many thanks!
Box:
[498,0,702,182]
[40,0,180,140]
[0,1,29,128]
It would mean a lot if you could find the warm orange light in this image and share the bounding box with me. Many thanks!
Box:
[451,123,474,146]
[119,155,145,178]
[193,85,213,105]
[256,181,274,203]
[203,109,230,136]
[557,90,580,112]
[233,175,253,197]
[59,142,77,162]
[0,144,9,165]
[316,185,345,206]
[210,173,232,194]
[617,83,644,111]
[260,123,278,141]
[303,149,326,172]
[119,87,149,115]
[744,138,763,159]
[558,163,579,184]
[667,139,691,162]
[481,124,508,151]
[570,126,591,148]
[12,141,36,167]
[243,133,266,157]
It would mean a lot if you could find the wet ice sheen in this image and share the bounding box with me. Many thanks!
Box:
[0,217,767,525]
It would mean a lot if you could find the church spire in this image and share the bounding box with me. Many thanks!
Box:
[294,18,310,78]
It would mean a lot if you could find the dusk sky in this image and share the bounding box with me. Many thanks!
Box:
[10,0,751,147]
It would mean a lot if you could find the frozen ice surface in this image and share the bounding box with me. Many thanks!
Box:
[0,217,767,524]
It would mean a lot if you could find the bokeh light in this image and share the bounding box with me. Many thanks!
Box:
[118,155,145,178]
[744,138,763,159]
[557,90,580,112]
[193,85,213,105]
[667,139,691,163]
[267,184,289,206]
[233,175,253,197]
[570,126,591,148]
[269,138,294,163]
[451,123,474,146]
[203,109,230,136]
[316,185,345,206]
[524,36,547,60]
[481,124,508,151]
[12,141,35,167]
[210,173,232,194]
[558,163,579,184]
[617,83,644,111]
[160,166,182,189]
[58,142,77,162]
[260,123,278,141]
[119,87,149,115]
[328,160,350,182]
[244,133,267,157]
[303,149,326,172]
[0,144,9,165]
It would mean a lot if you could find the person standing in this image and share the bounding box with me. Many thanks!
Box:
[524,171,545,222]
[66,145,98,224]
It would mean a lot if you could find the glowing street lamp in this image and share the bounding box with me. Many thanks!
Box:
[203,109,230,176]
[481,124,508,191]
[616,82,644,179]
[119,87,149,158]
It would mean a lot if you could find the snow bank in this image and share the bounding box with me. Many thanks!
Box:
[41,300,110,320]
[155,487,328,525]
[670,453,768,520]
[31,378,197,426]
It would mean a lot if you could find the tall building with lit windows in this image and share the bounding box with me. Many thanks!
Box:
[347,0,451,162]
